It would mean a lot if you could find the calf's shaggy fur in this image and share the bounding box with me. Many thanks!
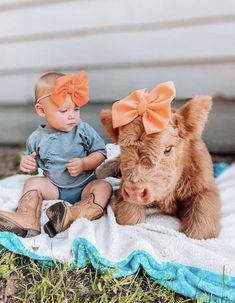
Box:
[99,96,221,239]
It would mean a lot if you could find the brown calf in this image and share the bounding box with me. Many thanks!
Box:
[100,96,221,239]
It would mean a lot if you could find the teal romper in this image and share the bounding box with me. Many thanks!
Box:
[23,121,107,203]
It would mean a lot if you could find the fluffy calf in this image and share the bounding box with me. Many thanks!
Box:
[100,96,221,239]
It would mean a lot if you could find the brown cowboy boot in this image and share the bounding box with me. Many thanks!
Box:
[0,190,42,237]
[44,193,104,237]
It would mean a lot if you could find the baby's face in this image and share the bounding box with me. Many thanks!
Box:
[42,95,80,132]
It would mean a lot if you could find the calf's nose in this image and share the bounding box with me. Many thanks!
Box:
[123,187,148,203]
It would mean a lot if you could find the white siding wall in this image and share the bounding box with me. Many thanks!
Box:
[0,0,234,150]
[0,0,235,104]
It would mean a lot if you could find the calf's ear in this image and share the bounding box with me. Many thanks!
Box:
[178,96,212,138]
[100,109,119,142]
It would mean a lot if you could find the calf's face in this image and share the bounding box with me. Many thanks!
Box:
[100,96,212,206]
[117,117,183,205]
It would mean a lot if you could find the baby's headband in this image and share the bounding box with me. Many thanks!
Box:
[112,81,176,135]
[36,71,89,108]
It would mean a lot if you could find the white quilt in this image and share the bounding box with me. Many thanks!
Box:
[0,144,234,302]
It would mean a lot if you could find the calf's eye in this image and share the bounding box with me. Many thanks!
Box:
[164,146,172,155]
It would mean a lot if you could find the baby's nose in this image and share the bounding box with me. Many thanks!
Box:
[68,111,75,119]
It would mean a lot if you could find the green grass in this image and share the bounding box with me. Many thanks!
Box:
[0,247,198,303]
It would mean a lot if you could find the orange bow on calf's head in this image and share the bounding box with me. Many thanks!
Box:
[51,71,89,108]
[112,81,176,135]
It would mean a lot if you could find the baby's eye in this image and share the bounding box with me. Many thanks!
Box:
[74,107,80,112]
[59,109,67,113]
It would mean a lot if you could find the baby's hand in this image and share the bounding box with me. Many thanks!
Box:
[20,152,38,173]
[65,158,84,177]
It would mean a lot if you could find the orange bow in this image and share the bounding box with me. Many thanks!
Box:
[50,71,89,108]
[112,81,176,135]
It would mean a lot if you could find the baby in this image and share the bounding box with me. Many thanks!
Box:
[0,71,112,237]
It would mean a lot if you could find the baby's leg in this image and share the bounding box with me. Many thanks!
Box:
[0,175,59,238]
[81,180,113,208]
[44,180,112,237]
[22,176,59,200]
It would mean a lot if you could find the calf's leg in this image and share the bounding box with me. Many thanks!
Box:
[178,189,221,239]
[112,195,145,225]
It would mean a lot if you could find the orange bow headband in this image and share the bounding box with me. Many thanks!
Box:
[36,71,89,108]
[112,81,176,135]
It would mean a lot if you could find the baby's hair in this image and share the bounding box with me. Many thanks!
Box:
[35,72,65,103]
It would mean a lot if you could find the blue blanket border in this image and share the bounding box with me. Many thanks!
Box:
[0,233,235,302]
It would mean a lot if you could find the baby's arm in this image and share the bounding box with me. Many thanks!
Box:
[66,122,107,177]
[20,132,39,174]
[65,152,105,177]
[82,151,105,170]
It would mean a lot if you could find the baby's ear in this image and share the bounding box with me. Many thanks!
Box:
[100,109,119,142]
[178,96,212,138]
[35,103,46,118]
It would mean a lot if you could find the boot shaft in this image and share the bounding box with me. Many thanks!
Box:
[0,190,43,237]
[17,190,43,219]
[70,193,104,221]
